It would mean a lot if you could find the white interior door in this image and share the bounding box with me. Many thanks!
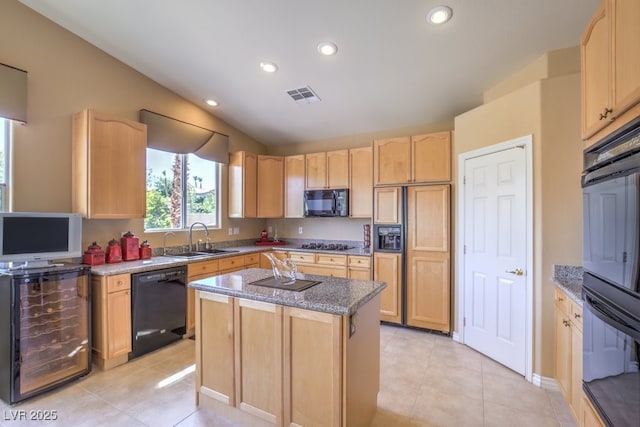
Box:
[461,140,529,375]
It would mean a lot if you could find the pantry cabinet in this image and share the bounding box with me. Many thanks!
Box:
[284,155,305,218]
[582,0,640,144]
[554,287,583,423]
[91,274,132,370]
[72,109,147,219]
[373,131,451,185]
[305,150,349,190]
[228,151,257,218]
[349,146,373,218]
[405,185,450,332]
[257,155,284,218]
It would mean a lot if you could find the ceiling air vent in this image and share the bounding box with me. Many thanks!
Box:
[286,86,321,105]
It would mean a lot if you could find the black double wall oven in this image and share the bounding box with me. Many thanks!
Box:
[582,120,640,427]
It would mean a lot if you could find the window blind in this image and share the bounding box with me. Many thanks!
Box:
[0,63,27,123]
[140,109,229,164]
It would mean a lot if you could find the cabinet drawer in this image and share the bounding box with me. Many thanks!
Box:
[107,274,130,293]
[348,255,371,268]
[570,301,583,331]
[219,255,244,271]
[316,254,347,266]
[244,253,259,266]
[188,260,220,277]
[289,252,316,264]
[554,287,570,316]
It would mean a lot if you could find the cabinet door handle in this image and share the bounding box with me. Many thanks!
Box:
[599,107,613,120]
[562,319,570,327]
[574,313,581,319]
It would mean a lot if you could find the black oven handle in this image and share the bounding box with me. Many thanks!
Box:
[584,289,640,342]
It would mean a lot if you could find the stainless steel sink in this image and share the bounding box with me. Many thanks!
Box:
[170,251,210,258]
[170,249,239,258]
[197,248,239,254]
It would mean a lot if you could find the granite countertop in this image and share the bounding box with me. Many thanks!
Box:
[189,268,386,316]
[552,265,583,304]
[89,243,371,276]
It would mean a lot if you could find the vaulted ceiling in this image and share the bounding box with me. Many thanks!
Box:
[19,0,600,145]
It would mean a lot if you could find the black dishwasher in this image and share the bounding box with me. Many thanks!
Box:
[130,266,187,359]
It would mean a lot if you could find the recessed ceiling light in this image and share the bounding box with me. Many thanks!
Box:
[427,5,453,25]
[317,42,338,56]
[205,99,218,107]
[260,62,279,73]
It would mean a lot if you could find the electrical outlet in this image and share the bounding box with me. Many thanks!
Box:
[234,227,239,235]
[298,226,303,234]
[268,226,272,233]
[228,227,233,236]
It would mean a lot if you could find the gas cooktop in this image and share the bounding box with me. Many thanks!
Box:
[299,242,354,251]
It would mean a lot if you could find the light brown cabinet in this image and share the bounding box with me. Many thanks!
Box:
[284,155,305,218]
[349,146,373,218]
[72,109,147,218]
[554,287,583,423]
[582,394,606,427]
[582,0,640,144]
[91,274,132,370]
[374,187,401,224]
[288,251,348,277]
[187,259,220,336]
[228,151,257,218]
[305,150,349,190]
[373,131,451,185]
[348,255,371,280]
[373,252,402,324]
[405,185,450,332]
[257,155,284,218]
[195,291,381,427]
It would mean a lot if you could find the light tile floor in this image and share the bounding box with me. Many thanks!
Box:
[0,325,576,427]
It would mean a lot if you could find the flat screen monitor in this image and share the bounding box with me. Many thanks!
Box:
[0,212,82,268]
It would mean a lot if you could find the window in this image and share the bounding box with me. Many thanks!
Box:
[145,148,219,230]
[0,118,9,212]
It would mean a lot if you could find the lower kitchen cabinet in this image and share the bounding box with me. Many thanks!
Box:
[373,252,402,324]
[581,393,605,427]
[554,286,583,423]
[348,255,371,280]
[187,259,220,336]
[91,273,132,370]
[289,251,348,278]
[195,291,380,426]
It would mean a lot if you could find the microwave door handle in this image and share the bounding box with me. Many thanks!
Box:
[332,191,337,214]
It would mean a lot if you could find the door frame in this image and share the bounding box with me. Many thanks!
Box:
[455,135,534,382]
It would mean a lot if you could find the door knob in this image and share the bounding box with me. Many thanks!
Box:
[506,268,524,276]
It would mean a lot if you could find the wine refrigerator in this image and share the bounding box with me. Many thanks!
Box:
[0,265,91,404]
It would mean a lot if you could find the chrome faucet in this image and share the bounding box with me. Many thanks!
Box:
[162,231,176,256]
[189,222,209,252]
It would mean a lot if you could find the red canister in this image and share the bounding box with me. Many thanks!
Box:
[121,231,140,261]
[106,238,122,263]
[139,240,152,260]
[83,242,105,266]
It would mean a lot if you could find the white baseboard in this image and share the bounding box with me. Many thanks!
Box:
[452,331,461,343]
[532,373,559,390]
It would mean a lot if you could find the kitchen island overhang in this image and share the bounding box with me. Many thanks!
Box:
[190,268,386,427]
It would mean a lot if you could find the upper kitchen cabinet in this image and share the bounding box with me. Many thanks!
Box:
[257,155,284,218]
[305,150,349,190]
[284,155,305,218]
[373,131,451,185]
[582,0,640,145]
[72,109,147,219]
[228,151,257,218]
[349,146,373,218]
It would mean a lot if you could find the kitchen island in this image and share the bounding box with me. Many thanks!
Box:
[189,268,386,427]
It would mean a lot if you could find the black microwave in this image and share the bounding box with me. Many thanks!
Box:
[304,189,348,217]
